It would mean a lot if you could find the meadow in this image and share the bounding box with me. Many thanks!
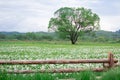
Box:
[0,41,120,80]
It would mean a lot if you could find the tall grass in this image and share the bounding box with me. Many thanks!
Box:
[0,70,96,80]
[54,71,95,80]
[1,68,120,80]
[0,70,54,80]
[0,70,8,80]
[78,71,96,80]
[101,67,120,80]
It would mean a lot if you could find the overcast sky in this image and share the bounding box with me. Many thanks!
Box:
[0,0,120,32]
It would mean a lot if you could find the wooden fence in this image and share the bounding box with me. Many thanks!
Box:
[0,53,119,73]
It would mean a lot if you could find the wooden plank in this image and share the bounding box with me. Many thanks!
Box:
[7,68,106,74]
[0,59,118,65]
[108,52,115,68]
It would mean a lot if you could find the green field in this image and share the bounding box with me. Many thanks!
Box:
[0,41,120,80]
[0,41,120,70]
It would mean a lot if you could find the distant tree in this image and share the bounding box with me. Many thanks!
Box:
[0,33,6,39]
[26,32,36,40]
[15,34,26,40]
[48,7,100,44]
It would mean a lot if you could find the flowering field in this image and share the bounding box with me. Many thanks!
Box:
[0,41,120,71]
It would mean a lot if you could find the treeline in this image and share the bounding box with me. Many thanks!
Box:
[0,30,120,43]
[0,32,57,41]
[80,30,120,43]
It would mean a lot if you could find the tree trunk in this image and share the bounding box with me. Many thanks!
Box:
[70,31,79,44]
[70,35,78,44]
[71,40,76,44]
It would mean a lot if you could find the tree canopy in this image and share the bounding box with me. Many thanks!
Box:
[48,7,100,44]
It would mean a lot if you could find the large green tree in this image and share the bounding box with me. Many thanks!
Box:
[48,7,100,44]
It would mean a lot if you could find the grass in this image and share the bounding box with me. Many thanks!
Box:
[1,68,120,80]
[0,70,96,80]
[0,41,120,70]
[0,41,120,79]
[101,67,120,80]
[0,72,54,80]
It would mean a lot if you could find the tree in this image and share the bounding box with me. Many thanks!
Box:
[48,7,100,44]
[25,32,36,40]
[0,33,6,39]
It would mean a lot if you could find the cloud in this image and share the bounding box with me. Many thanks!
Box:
[0,0,120,32]
[89,0,120,16]
[16,17,49,32]
[100,16,120,31]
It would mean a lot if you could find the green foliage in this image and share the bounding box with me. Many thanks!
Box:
[0,30,120,43]
[54,71,96,80]
[0,72,54,80]
[0,33,6,39]
[0,70,96,80]
[101,67,120,80]
[1,68,120,80]
[78,71,96,80]
[79,30,120,42]
[0,70,8,80]
[0,32,56,41]
[25,32,37,40]
[94,36,108,42]
[49,7,100,44]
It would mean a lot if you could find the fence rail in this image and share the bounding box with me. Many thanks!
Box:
[0,59,118,64]
[8,68,106,74]
[0,52,119,73]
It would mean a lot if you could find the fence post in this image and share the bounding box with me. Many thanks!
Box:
[108,52,114,68]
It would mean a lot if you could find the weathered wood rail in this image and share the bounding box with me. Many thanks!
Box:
[0,53,119,73]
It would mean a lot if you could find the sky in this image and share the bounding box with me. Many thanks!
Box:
[0,0,120,32]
